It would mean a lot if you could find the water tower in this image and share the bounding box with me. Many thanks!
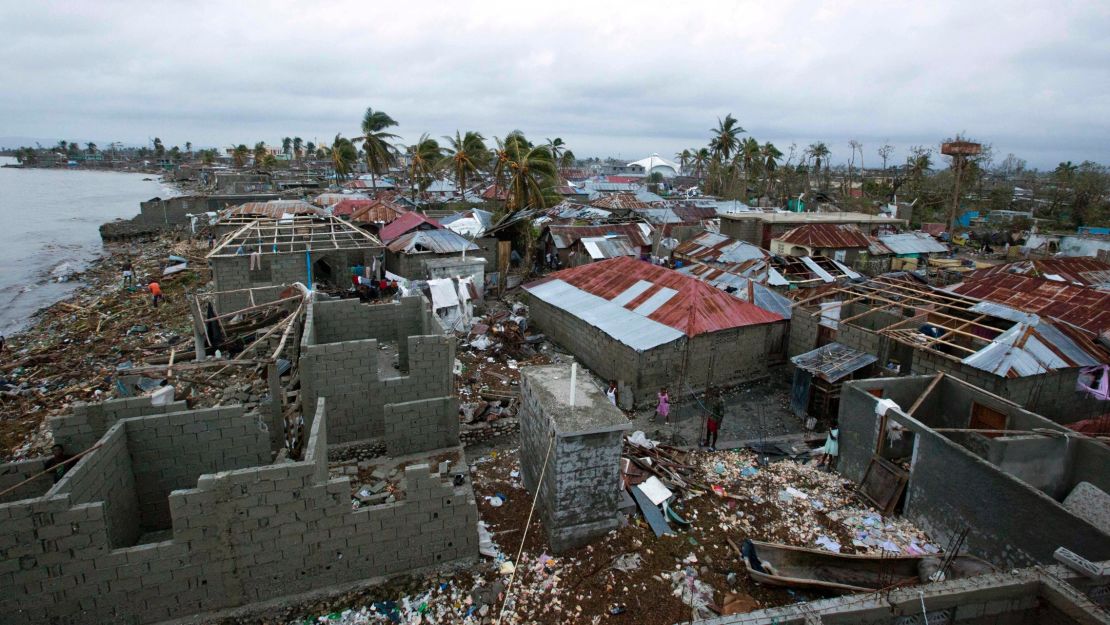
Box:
[941,140,981,233]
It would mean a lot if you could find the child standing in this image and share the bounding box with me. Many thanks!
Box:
[655,387,670,424]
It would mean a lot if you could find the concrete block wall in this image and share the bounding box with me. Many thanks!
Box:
[384,397,459,455]
[519,365,629,553]
[0,399,479,625]
[838,379,1110,569]
[300,294,454,444]
[425,256,486,289]
[125,406,271,531]
[49,396,186,453]
[212,248,379,312]
[0,457,51,504]
[787,309,820,358]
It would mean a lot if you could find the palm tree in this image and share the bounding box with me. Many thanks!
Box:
[281,137,292,157]
[906,147,933,195]
[253,142,268,166]
[56,140,67,153]
[201,149,216,165]
[760,142,783,198]
[357,107,401,193]
[305,141,316,158]
[232,144,249,168]
[327,134,358,183]
[153,138,165,158]
[807,142,830,190]
[560,150,576,170]
[675,149,692,174]
[740,138,761,190]
[67,142,79,157]
[442,130,488,199]
[691,148,710,181]
[185,141,192,157]
[710,114,744,160]
[406,134,443,202]
[503,133,556,212]
[85,142,97,154]
[293,137,303,160]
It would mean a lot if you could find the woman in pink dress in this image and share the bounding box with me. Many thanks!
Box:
[655,387,670,424]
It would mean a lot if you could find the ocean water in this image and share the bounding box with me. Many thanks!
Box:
[0,156,174,335]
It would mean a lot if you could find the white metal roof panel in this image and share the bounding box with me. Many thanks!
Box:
[611,280,654,307]
[524,279,684,351]
[801,256,837,283]
[633,287,678,315]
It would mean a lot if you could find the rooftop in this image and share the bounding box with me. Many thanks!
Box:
[876,232,949,255]
[676,261,795,319]
[966,257,1110,288]
[386,229,478,254]
[546,223,653,249]
[722,211,906,225]
[221,200,323,221]
[521,364,630,434]
[577,235,639,260]
[523,257,783,352]
[379,211,442,242]
[775,223,872,249]
[673,231,769,265]
[950,273,1110,334]
[791,342,877,383]
[207,216,382,258]
[590,193,650,210]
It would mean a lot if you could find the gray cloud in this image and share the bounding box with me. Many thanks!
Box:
[1,0,1108,168]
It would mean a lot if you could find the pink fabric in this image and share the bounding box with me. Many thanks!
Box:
[656,392,670,417]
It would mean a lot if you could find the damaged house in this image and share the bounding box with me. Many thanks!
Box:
[789,276,1108,424]
[522,256,786,407]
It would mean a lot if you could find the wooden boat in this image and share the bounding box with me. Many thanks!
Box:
[741,539,995,593]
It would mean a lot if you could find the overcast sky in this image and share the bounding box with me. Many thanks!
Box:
[1,0,1108,169]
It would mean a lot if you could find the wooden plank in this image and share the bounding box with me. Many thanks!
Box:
[907,373,944,416]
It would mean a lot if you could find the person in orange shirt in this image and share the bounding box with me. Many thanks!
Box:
[149,281,163,307]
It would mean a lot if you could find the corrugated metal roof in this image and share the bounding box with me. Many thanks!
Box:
[960,320,1099,378]
[579,235,639,260]
[877,232,948,255]
[966,257,1110,288]
[774,224,871,249]
[590,193,650,210]
[379,211,442,242]
[522,257,784,350]
[676,262,794,319]
[222,200,323,220]
[791,342,878,382]
[674,231,769,265]
[313,192,368,207]
[386,229,479,254]
[953,274,1110,333]
[547,223,653,249]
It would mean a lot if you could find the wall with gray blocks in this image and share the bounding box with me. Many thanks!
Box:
[299,294,454,446]
[519,368,628,553]
[837,377,1110,569]
[0,457,52,504]
[212,247,380,312]
[524,292,777,407]
[0,399,479,625]
[384,397,459,455]
[49,396,187,453]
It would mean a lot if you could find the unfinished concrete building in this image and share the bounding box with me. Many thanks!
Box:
[519,364,630,552]
[207,216,382,312]
[719,211,905,250]
[299,293,457,452]
[1,292,477,623]
[789,275,1107,424]
[837,374,1109,569]
[523,257,787,407]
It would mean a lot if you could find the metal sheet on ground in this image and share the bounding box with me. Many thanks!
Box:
[630,485,674,537]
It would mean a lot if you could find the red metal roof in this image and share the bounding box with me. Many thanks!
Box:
[527,256,784,335]
[344,198,407,224]
[966,257,1110,287]
[378,211,441,242]
[776,224,870,249]
[951,273,1110,333]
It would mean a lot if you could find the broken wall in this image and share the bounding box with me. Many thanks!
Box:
[49,396,187,453]
[211,248,378,312]
[838,379,1110,569]
[0,399,478,625]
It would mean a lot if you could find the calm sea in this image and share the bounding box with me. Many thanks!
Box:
[0,156,174,335]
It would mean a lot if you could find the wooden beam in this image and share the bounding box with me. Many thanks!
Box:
[907,373,944,415]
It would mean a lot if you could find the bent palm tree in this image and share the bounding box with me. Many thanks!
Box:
[443,130,488,199]
[407,134,443,203]
[357,107,400,194]
[293,137,303,160]
[710,114,744,161]
[328,134,358,183]
[760,142,783,197]
[232,144,249,168]
[253,142,268,166]
[504,133,556,212]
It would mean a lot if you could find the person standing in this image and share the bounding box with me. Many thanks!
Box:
[121,258,134,288]
[148,281,163,307]
[44,444,74,483]
[816,422,840,469]
[606,381,618,406]
[704,393,725,451]
[654,387,670,424]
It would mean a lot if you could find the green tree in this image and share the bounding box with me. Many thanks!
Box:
[253,142,267,166]
[560,150,576,169]
[357,107,400,193]
[905,146,933,196]
[502,132,556,212]
[406,134,443,202]
[710,114,743,160]
[442,130,488,198]
[201,149,216,165]
[675,149,691,174]
[169,146,181,162]
[691,148,710,181]
[760,142,783,198]
[293,137,303,160]
[85,142,97,154]
[327,134,358,182]
[232,144,249,168]
[281,137,292,156]
[153,138,165,158]
[185,141,192,157]
[305,141,316,158]
[806,142,830,190]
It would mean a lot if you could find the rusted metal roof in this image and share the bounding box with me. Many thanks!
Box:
[590,193,649,210]
[379,211,441,242]
[952,273,1110,333]
[966,257,1110,288]
[345,199,408,224]
[673,231,769,265]
[578,236,639,260]
[222,200,322,220]
[313,192,368,207]
[386,229,478,254]
[546,223,653,249]
[523,257,783,351]
[775,224,871,249]
[676,262,794,319]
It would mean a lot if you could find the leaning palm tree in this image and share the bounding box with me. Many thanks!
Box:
[356,107,401,193]
[710,114,744,160]
[675,149,692,174]
[85,142,97,154]
[201,149,216,165]
[691,148,711,181]
[760,142,783,197]
[740,138,761,190]
[253,142,268,166]
[232,144,249,168]
[504,134,556,212]
[281,137,292,157]
[328,134,358,183]
[406,134,443,203]
[293,137,303,160]
[560,150,576,170]
[442,130,488,199]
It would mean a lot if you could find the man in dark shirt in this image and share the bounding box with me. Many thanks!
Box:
[44,444,74,483]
